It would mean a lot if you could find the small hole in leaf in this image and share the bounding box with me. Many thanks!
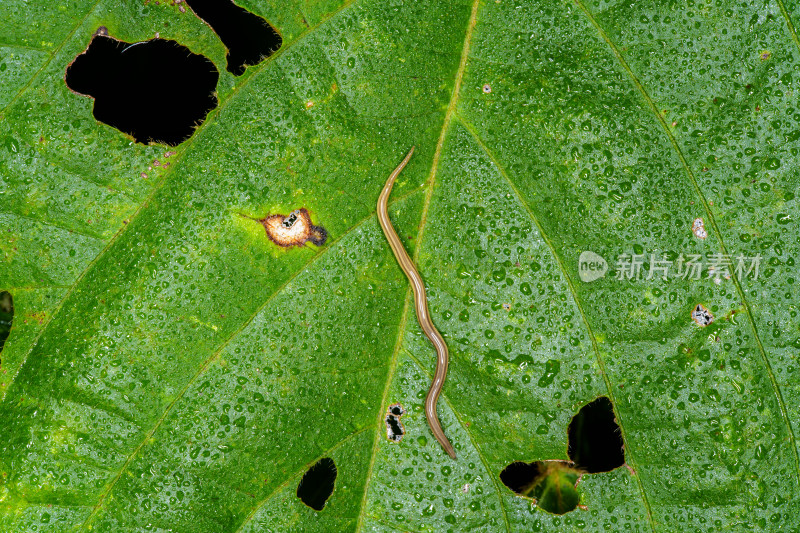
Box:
[568,396,624,473]
[65,35,219,145]
[500,461,579,515]
[385,403,406,442]
[184,0,282,76]
[297,457,336,511]
[691,303,714,327]
[0,291,13,359]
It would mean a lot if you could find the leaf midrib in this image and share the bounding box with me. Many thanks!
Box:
[351,1,513,531]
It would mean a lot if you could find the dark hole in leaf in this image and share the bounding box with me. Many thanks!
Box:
[297,457,336,511]
[282,211,299,228]
[386,415,403,441]
[0,291,12,358]
[385,403,406,442]
[499,460,579,515]
[184,0,282,76]
[568,396,624,473]
[65,35,219,146]
[499,460,541,494]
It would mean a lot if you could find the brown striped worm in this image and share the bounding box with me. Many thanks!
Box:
[377,146,457,460]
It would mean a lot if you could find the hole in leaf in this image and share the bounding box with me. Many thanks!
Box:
[0,291,12,358]
[568,396,624,473]
[691,303,714,327]
[65,34,219,146]
[385,403,406,442]
[184,0,282,76]
[500,461,579,515]
[297,457,336,511]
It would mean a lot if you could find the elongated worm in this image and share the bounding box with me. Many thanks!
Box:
[377,146,457,460]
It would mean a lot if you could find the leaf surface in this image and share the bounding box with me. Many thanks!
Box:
[1,0,799,531]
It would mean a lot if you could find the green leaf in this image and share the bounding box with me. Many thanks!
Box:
[531,463,580,516]
[1,0,799,531]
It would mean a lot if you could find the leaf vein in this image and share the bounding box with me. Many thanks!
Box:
[1,0,361,404]
[775,0,800,54]
[0,210,105,241]
[0,0,103,119]
[232,425,372,533]
[456,115,657,530]
[76,189,421,530]
[355,0,482,529]
[403,348,512,532]
[574,0,800,487]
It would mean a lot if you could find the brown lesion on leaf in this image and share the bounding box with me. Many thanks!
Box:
[723,308,739,321]
[244,208,327,248]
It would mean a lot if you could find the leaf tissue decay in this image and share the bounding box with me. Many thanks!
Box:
[251,208,328,247]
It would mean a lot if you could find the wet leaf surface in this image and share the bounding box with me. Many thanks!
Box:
[1,0,799,531]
